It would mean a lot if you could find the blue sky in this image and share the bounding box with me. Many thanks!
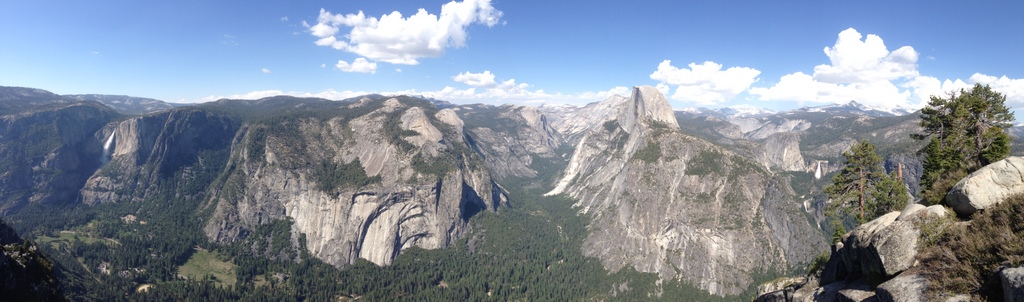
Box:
[2,0,1023,111]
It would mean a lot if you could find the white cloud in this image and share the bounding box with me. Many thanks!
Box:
[970,74,1024,103]
[307,0,502,65]
[335,58,377,73]
[750,28,1024,109]
[261,68,271,74]
[281,16,289,21]
[750,28,922,108]
[649,60,761,106]
[453,71,497,87]
[813,29,919,84]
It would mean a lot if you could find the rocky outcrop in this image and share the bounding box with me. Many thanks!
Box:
[0,220,64,301]
[759,204,947,301]
[68,96,505,268]
[458,104,564,180]
[760,133,806,171]
[1003,266,1024,302]
[79,108,239,205]
[0,101,118,212]
[875,273,927,302]
[201,97,505,267]
[946,156,1024,216]
[547,86,824,296]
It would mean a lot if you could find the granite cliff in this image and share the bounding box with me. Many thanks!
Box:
[547,86,825,296]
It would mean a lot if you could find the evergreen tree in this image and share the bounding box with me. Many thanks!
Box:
[870,171,909,219]
[913,84,1015,204]
[824,139,886,223]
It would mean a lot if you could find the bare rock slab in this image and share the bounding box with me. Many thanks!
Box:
[946,157,1024,217]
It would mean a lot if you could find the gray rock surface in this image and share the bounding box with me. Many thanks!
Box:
[875,273,927,302]
[79,98,505,268]
[0,101,118,212]
[1003,265,1024,302]
[946,156,1024,216]
[759,132,806,171]
[546,87,824,296]
[840,212,919,279]
[837,280,876,302]
[458,105,564,180]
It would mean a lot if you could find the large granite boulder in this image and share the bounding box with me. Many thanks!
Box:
[1003,265,1024,302]
[840,211,920,280]
[875,273,927,302]
[946,157,1024,216]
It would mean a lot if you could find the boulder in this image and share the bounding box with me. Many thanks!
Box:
[1003,265,1024,302]
[754,289,792,302]
[924,205,947,218]
[946,157,1024,216]
[895,204,926,221]
[811,280,849,302]
[821,245,850,285]
[875,273,927,302]
[837,279,877,302]
[758,276,807,296]
[842,212,920,279]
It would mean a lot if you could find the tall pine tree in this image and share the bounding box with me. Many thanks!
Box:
[824,139,886,223]
[913,84,1014,204]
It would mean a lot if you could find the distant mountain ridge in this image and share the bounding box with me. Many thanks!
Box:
[0,86,175,115]
[676,100,917,119]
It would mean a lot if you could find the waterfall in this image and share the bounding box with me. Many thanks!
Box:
[814,161,822,180]
[101,131,115,164]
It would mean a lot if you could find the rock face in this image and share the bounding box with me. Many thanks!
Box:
[760,133,806,172]
[0,220,64,301]
[764,204,947,302]
[946,156,1024,216]
[75,96,505,268]
[1003,266,1024,302]
[547,86,825,296]
[79,108,240,205]
[839,211,919,279]
[875,273,927,302]
[0,101,118,213]
[457,104,564,180]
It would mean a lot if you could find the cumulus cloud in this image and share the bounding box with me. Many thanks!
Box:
[307,0,502,65]
[649,60,761,106]
[261,68,271,74]
[453,71,497,87]
[750,28,920,108]
[335,57,377,73]
[751,28,1024,109]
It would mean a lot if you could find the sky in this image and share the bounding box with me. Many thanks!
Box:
[2,0,1024,112]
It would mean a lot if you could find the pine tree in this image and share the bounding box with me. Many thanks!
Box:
[913,84,1015,204]
[870,171,909,219]
[824,139,886,223]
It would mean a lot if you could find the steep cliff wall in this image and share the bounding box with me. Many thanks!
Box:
[458,104,565,180]
[548,86,825,296]
[0,101,118,212]
[76,96,505,267]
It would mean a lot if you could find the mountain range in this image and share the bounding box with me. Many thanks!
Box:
[0,85,1009,300]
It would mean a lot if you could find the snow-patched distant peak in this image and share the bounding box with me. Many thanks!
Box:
[801,100,916,116]
[717,105,777,117]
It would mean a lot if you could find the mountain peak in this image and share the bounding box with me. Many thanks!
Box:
[618,86,679,131]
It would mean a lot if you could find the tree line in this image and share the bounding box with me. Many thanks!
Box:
[824,84,1014,237]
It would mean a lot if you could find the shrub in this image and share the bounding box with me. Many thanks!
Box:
[631,142,661,163]
[917,193,1024,299]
